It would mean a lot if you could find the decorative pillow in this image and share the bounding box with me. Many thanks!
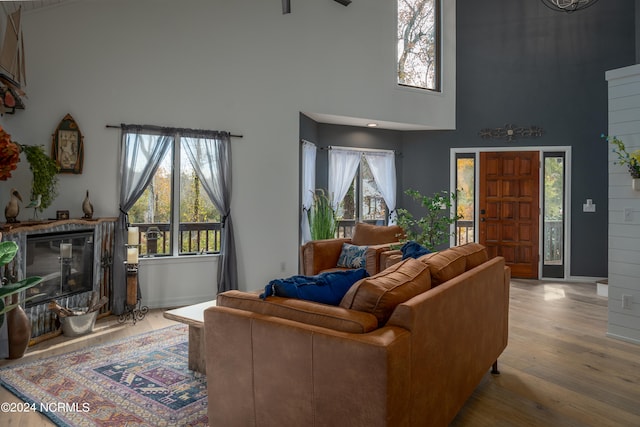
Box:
[400,241,431,260]
[450,242,488,270]
[260,268,369,306]
[418,249,466,287]
[339,258,431,326]
[351,222,404,246]
[337,243,369,269]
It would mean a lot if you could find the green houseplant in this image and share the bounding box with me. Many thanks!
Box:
[0,240,43,328]
[20,144,59,211]
[308,189,337,240]
[0,126,59,211]
[396,189,462,251]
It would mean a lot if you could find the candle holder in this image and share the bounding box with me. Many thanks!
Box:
[118,244,148,324]
[58,256,72,297]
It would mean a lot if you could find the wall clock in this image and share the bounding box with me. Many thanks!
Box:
[52,113,84,174]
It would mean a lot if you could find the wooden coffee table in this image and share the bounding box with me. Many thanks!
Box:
[163,300,216,374]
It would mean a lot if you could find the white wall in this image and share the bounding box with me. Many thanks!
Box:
[606,64,640,344]
[0,0,456,307]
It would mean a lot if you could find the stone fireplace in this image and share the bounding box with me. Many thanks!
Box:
[2,218,116,341]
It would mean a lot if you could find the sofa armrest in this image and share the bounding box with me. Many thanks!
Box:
[380,249,403,270]
[204,306,412,427]
[300,238,350,275]
[363,243,401,276]
[217,290,379,333]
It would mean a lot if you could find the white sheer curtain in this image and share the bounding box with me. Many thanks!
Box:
[301,141,317,243]
[182,133,237,293]
[364,150,397,224]
[328,147,361,212]
[115,130,173,314]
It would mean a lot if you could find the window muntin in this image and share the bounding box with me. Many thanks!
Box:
[397,0,441,91]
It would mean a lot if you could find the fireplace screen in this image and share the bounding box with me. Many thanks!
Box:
[25,229,94,307]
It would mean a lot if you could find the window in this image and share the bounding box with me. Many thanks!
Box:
[328,147,396,238]
[543,153,565,278]
[397,0,441,91]
[126,132,221,256]
[455,153,475,245]
[337,156,388,225]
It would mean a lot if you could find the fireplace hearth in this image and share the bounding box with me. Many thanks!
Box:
[1,218,116,340]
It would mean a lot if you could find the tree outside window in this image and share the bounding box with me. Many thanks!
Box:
[127,136,221,256]
[397,0,440,91]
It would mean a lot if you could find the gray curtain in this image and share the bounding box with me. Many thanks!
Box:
[113,127,173,314]
[182,132,237,293]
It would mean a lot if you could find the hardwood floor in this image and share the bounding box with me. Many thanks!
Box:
[451,279,640,427]
[1,281,639,426]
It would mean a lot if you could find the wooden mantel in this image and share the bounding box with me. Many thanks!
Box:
[2,217,118,235]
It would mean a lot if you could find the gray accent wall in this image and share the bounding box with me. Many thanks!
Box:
[303,0,635,278]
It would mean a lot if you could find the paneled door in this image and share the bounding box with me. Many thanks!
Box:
[479,151,540,279]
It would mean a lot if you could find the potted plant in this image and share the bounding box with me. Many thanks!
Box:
[396,189,462,251]
[308,189,337,240]
[603,134,640,190]
[0,239,43,358]
[0,126,59,210]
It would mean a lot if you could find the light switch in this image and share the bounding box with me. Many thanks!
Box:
[583,199,596,213]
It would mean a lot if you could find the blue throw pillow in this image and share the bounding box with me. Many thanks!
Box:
[336,243,369,269]
[401,241,431,260]
[260,268,369,305]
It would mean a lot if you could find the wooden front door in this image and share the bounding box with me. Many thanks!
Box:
[479,151,540,279]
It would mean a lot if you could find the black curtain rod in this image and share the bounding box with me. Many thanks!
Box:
[105,124,243,138]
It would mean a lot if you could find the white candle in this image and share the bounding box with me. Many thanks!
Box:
[127,246,139,264]
[60,243,72,259]
[128,227,139,245]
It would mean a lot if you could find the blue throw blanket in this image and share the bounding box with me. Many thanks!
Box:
[401,241,431,260]
[260,269,369,306]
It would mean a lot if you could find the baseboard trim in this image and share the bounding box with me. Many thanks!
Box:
[606,332,640,346]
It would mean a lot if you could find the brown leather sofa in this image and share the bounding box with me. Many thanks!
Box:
[204,243,510,427]
[300,222,404,276]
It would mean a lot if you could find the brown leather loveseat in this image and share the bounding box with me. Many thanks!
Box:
[300,222,404,276]
[204,243,510,427]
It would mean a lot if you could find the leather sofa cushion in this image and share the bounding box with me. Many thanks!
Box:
[351,222,404,246]
[418,249,466,286]
[339,258,431,326]
[218,290,379,333]
[450,242,488,270]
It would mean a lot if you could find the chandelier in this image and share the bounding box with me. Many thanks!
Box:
[540,0,600,13]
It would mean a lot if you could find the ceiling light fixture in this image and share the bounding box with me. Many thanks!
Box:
[283,0,350,14]
[540,0,600,13]
[366,123,378,128]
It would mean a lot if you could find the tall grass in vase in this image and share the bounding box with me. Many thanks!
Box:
[308,189,337,240]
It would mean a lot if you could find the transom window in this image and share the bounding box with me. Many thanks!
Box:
[397,0,441,91]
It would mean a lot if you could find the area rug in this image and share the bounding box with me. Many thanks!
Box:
[0,324,208,426]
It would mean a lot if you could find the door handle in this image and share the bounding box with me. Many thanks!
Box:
[480,217,486,222]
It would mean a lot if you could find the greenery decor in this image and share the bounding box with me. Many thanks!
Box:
[0,241,43,328]
[21,144,60,210]
[0,126,59,211]
[308,189,337,240]
[396,189,462,251]
[603,134,640,179]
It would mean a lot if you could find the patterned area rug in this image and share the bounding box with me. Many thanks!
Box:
[0,324,208,426]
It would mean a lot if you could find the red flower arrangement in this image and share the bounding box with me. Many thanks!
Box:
[0,126,21,180]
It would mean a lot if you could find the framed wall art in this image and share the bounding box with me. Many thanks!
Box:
[52,113,84,174]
